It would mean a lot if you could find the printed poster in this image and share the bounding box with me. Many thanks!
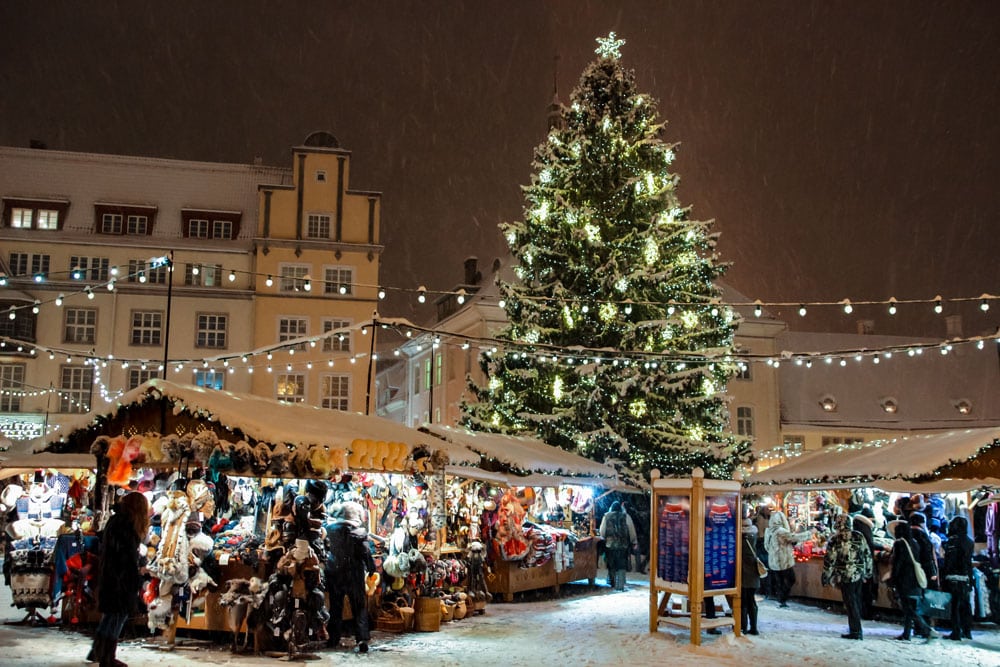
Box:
[656,495,690,585]
[703,493,737,591]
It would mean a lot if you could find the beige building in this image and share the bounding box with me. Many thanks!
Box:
[0,132,383,445]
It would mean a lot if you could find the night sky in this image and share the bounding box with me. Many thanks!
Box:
[2,1,998,339]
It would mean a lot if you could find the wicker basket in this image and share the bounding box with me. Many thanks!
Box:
[375,603,406,633]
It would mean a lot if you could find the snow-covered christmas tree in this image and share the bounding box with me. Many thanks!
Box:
[462,33,752,479]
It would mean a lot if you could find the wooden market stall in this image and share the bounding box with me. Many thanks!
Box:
[422,424,627,601]
[745,427,1000,608]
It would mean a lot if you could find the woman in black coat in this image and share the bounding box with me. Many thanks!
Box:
[324,501,376,653]
[889,522,937,641]
[941,515,974,640]
[89,491,149,667]
[740,518,761,635]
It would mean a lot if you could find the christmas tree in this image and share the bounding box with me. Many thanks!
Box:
[462,34,751,479]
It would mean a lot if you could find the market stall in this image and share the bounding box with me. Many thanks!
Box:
[745,428,1000,616]
[36,379,485,652]
[422,424,628,601]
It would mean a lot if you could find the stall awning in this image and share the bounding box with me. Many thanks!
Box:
[43,379,481,467]
[0,451,95,479]
[423,424,623,486]
[745,427,1000,493]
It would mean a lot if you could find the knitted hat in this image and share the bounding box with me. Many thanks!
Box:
[908,512,926,526]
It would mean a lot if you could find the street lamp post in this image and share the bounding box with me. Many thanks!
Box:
[151,252,174,380]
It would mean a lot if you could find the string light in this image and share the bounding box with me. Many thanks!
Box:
[798,304,807,317]
[933,296,943,314]
[417,286,427,303]
[265,275,273,287]
[888,297,897,315]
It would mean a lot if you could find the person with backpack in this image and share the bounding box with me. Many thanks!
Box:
[599,501,637,591]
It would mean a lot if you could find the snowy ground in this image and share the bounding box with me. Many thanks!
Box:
[1,569,996,666]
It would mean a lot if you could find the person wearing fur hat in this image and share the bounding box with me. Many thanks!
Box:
[324,501,376,653]
[740,517,762,635]
[822,513,873,640]
[599,501,637,592]
[763,511,812,608]
[88,491,149,667]
[941,515,974,640]
[889,522,939,641]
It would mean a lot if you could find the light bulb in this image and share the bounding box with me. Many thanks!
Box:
[498,298,506,309]
[265,275,273,287]
[753,300,762,318]
[981,297,990,312]
[192,265,200,275]
[417,286,427,303]
[888,298,897,315]
[933,296,943,314]
[457,289,466,305]
[377,286,386,300]
[138,272,147,283]
[798,304,807,317]
[228,270,236,282]
[303,277,312,292]
[32,300,40,314]
[86,287,94,300]
[55,294,64,306]
[841,299,853,314]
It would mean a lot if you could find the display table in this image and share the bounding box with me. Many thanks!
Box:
[488,538,597,602]
[789,556,893,608]
[175,561,259,632]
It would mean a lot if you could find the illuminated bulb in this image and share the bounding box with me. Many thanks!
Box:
[265,275,273,287]
[241,355,248,363]
[753,300,762,318]
[0,273,6,286]
[55,294,64,306]
[839,359,847,366]
[873,356,880,364]
[110,266,119,276]
[266,365,272,373]
[266,352,272,360]
[981,296,990,312]
[34,273,44,283]
[49,352,55,360]
[192,265,200,275]
[977,340,985,350]
[228,270,236,282]
[328,359,334,367]
[456,288,466,305]
[286,364,292,371]
[888,298,897,315]
[32,300,40,314]
[7,308,15,320]
[203,360,209,367]
[462,342,470,350]
[361,327,368,336]
[378,286,386,300]
[303,277,312,291]
[624,300,633,315]
[933,296,943,314]
[498,298,506,309]
[841,299,853,314]
[798,304,807,317]
[417,286,427,303]
[72,266,82,280]
[138,271,147,283]
[107,280,115,291]
[86,287,94,300]
[247,366,254,374]
[339,284,348,295]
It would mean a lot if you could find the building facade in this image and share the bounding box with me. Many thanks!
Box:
[0,133,383,445]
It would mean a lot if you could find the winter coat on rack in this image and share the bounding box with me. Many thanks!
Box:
[764,511,811,572]
[889,523,924,597]
[97,511,143,615]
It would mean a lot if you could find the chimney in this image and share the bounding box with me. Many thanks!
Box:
[463,257,481,285]
[856,320,875,335]
[945,315,963,339]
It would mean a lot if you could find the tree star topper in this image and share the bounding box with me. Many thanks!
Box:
[595,32,625,59]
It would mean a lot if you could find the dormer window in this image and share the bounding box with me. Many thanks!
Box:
[94,203,156,235]
[181,209,240,240]
[3,198,69,230]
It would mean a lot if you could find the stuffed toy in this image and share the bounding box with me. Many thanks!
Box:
[150,490,191,596]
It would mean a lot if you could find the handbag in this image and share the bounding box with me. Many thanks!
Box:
[900,540,928,589]
[918,589,952,620]
[747,540,768,578]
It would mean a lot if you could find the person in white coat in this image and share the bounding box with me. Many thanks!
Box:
[764,511,812,607]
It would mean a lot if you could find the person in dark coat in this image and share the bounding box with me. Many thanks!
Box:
[88,491,149,667]
[740,517,761,635]
[908,513,940,590]
[852,512,878,620]
[822,513,873,640]
[889,522,938,641]
[941,515,974,640]
[324,501,376,653]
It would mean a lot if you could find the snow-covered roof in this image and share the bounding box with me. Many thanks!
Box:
[0,451,95,480]
[422,424,618,481]
[746,427,1000,493]
[44,379,480,466]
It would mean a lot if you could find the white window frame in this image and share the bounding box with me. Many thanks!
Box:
[0,363,25,411]
[130,310,163,346]
[196,313,228,349]
[126,214,149,235]
[193,369,225,390]
[736,406,754,437]
[322,318,352,352]
[64,307,97,344]
[70,256,110,281]
[276,373,306,403]
[10,207,32,228]
[128,368,158,390]
[59,366,93,413]
[212,219,233,239]
[306,213,331,239]
[279,263,311,292]
[101,213,123,234]
[323,265,354,296]
[321,373,351,411]
[278,316,309,350]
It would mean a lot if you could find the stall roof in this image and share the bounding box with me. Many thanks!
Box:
[745,427,1000,493]
[0,451,95,480]
[422,424,617,479]
[43,379,480,466]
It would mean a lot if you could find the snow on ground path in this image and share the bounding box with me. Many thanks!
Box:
[0,569,996,666]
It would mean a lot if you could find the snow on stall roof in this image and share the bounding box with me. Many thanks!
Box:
[44,379,480,465]
[422,424,617,480]
[746,427,1000,492]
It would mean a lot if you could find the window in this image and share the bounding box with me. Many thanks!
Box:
[324,266,353,296]
[95,204,156,235]
[101,213,123,234]
[196,314,228,348]
[276,374,306,403]
[0,302,36,341]
[126,215,149,235]
[184,263,222,287]
[782,435,804,453]
[736,406,754,437]
[435,353,443,386]
[315,170,327,182]
[30,254,49,278]
[212,220,233,239]
[130,310,162,345]
[734,363,752,380]
[2,199,67,230]
[307,214,331,239]
[0,364,25,411]
[322,319,351,352]
[8,253,28,276]
[279,317,308,350]
[127,368,158,390]
[64,308,97,344]
[279,264,310,292]
[194,369,224,390]
[188,219,210,238]
[321,374,350,410]
[59,366,92,413]
[126,258,166,284]
[69,256,110,282]
[412,364,420,395]
[822,436,864,448]
[424,359,432,391]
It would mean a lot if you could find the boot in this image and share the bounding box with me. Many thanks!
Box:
[614,569,627,591]
[86,636,103,663]
[100,638,127,667]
